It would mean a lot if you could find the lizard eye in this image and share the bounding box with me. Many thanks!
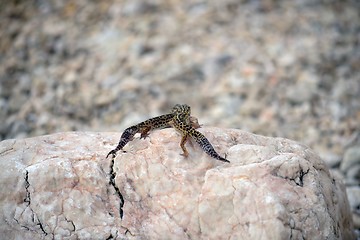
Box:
[180,113,189,119]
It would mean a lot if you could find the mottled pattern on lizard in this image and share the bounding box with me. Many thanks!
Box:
[107,104,229,163]
[106,113,174,158]
[170,104,229,163]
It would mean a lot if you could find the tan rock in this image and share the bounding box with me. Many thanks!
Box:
[0,128,355,239]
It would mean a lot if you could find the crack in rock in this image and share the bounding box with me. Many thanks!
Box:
[296,168,310,187]
[37,221,47,236]
[124,228,134,236]
[106,234,114,240]
[24,170,31,206]
[272,166,310,187]
[65,217,76,232]
[22,170,48,236]
[287,168,310,187]
[106,230,118,240]
[109,157,125,219]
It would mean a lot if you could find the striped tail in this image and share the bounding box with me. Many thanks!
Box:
[106,125,139,158]
[192,131,230,163]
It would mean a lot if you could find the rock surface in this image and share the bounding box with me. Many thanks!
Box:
[0,128,355,239]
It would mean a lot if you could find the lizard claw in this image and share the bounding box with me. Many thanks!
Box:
[180,152,189,158]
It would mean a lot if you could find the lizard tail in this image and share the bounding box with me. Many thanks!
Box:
[107,125,139,158]
[193,131,230,163]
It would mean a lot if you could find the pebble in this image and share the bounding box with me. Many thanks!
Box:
[341,146,360,173]
[346,164,360,186]
[122,1,159,16]
[346,186,360,229]
[319,152,342,169]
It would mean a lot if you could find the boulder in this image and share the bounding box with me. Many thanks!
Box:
[0,128,355,239]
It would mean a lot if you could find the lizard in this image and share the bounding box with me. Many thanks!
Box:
[106,104,229,163]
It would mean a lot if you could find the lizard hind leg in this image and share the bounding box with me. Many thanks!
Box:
[180,135,189,157]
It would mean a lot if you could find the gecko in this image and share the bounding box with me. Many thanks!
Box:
[106,104,229,163]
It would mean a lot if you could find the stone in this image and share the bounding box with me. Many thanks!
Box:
[346,186,360,229]
[122,1,159,16]
[341,146,360,173]
[319,152,342,168]
[346,164,360,185]
[0,128,355,239]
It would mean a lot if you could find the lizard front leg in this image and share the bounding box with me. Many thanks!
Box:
[140,126,151,139]
[137,113,174,139]
[190,116,201,129]
[180,135,189,157]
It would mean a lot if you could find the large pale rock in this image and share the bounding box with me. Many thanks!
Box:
[0,128,355,239]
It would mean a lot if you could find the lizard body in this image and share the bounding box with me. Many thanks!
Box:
[107,104,229,163]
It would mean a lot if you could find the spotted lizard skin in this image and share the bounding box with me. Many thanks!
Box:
[107,104,229,163]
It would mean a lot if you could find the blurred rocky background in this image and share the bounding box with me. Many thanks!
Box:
[0,0,359,235]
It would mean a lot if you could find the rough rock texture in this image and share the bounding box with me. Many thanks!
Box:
[0,128,355,239]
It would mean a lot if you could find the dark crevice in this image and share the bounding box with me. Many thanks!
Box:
[65,217,76,231]
[125,229,134,236]
[109,157,125,219]
[297,168,309,187]
[37,221,47,236]
[23,170,48,236]
[0,146,15,156]
[24,170,31,205]
[13,217,29,231]
[106,231,119,240]
[108,208,114,217]
[272,167,310,187]
[21,225,31,231]
[282,216,305,240]
[14,216,32,231]
[290,168,309,187]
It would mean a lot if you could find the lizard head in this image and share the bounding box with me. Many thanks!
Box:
[172,104,191,116]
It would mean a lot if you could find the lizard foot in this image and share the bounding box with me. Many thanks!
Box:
[180,151,189,158]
